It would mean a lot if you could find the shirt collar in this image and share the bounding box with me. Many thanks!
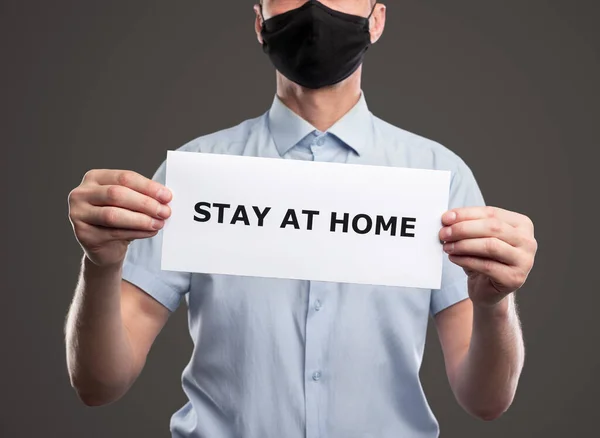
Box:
[267,92,372,157]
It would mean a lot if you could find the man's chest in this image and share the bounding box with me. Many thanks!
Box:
[185,273,432,356]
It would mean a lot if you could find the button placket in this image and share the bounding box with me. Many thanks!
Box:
[304,280,328,436]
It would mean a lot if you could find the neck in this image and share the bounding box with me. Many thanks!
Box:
[276,68,363,132]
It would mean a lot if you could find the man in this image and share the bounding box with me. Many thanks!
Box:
[65,1,538,437]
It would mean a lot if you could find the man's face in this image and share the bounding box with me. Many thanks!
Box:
[253,0,386,89]
[261,0,375,20]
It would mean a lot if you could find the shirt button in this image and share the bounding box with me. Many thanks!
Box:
[316,138,325,146]
[314,300,322,311]
[312,371,322,381]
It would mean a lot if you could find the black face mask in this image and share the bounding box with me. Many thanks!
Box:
[260,0,377,89]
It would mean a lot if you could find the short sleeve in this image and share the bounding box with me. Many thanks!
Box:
[121,159,191,312]
[430,158,486,316]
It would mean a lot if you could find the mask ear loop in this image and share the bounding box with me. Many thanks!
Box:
[259,3,266,27]
[367,2,377,20]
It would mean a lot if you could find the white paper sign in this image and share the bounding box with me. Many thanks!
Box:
[162,150,451,289]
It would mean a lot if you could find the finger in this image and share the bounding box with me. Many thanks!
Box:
[93,225,160,243]
[87,184,171,220]
[443,237,522,266]
[82,205,164,231]
[440,217,526,247]
[442,206,528,229]
[75,221,159,247]
[448,254,526,292]
[84,169,172,204]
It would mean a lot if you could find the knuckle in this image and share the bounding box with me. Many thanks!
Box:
[102,207,120,226]
[106,185,123,203]
[82,169,97,181]
[524,236,537,251]
[67,188,80,205]
[489,218,503,233]
[68,206,80,222]
[521,235,537,252]
[140,194,154,212]
[117,170,134,187]
[485,238,499,255]
[520,212,532,225]
[531,237,538,252]
[482,258,495,274]
[525,216,535,232]
[512,270,526,287]
[485,206,497,218]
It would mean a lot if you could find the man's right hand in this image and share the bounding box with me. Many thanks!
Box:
[67,169,172,268]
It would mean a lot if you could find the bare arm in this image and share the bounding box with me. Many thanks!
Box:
[435,206,535,420]
[435,296,525,421]
[64,169,173,406]
[64,257,170,406]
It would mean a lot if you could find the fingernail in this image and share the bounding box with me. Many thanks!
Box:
[443,242,454,253]
[447,211,456,221]
[157,189,171,203]
[152,219,164,230]
[157,205,170,219]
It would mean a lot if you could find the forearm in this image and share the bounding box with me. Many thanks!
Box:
[454,294,525,420]
[64,254,136,406]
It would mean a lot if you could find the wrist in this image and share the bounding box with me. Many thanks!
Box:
[473,294,512,319]
[82,253,123,277]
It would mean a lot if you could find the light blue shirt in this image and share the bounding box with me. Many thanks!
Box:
[122,92,486,438]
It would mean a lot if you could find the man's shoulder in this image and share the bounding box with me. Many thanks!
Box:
[371,113,471,172]
[174,112,267,154]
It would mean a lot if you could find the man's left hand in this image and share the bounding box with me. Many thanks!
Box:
[439,206,538,307]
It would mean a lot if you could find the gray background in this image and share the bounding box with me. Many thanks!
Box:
[1,0,598,436]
